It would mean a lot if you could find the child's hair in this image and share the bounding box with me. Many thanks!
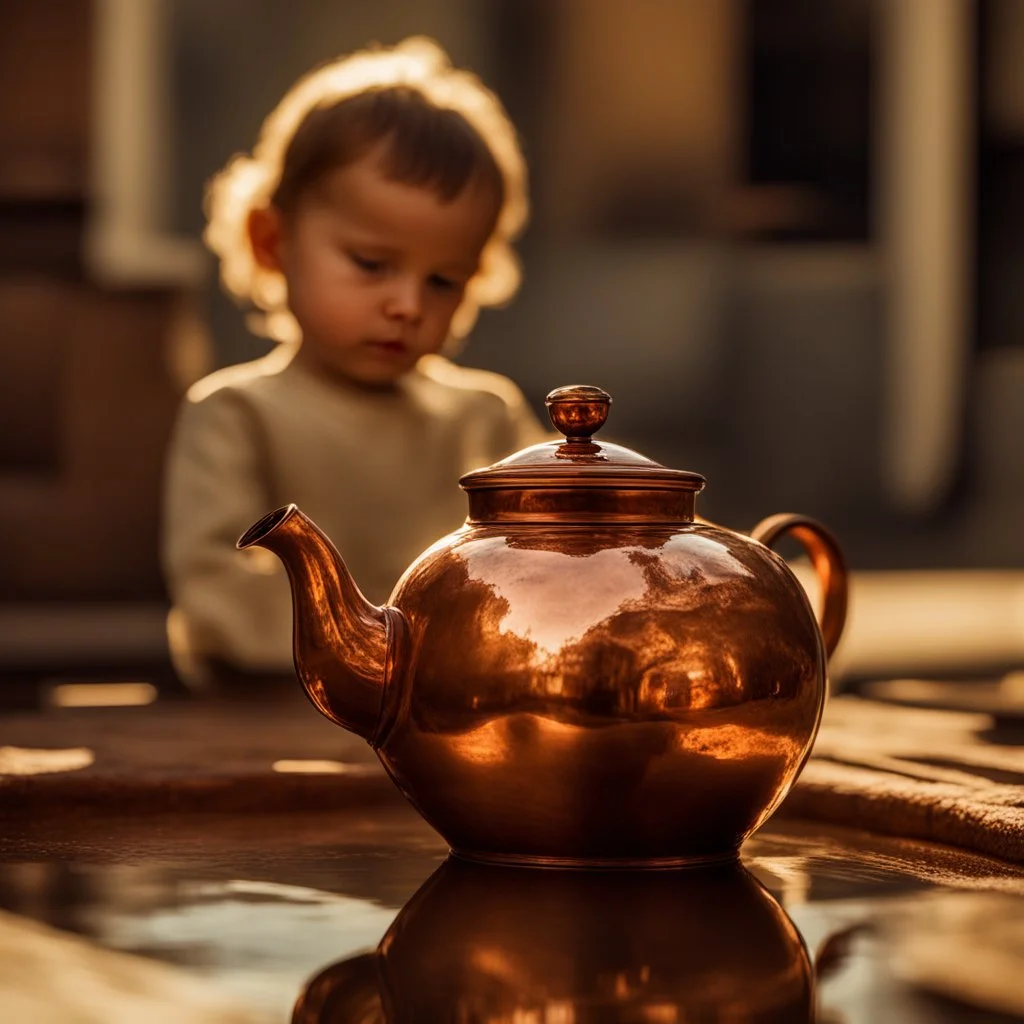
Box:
[204,37,529,346]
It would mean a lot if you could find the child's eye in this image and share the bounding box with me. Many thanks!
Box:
[428,274,460,292]
[349,252,385,273]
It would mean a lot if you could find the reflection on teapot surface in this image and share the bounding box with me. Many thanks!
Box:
[292,857,814,1023]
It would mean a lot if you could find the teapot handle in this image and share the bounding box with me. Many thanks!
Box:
[750,513,848,659]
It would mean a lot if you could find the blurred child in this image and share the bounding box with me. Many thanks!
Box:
[162,38,547,689]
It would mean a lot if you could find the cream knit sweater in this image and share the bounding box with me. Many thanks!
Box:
[161,345,547,684]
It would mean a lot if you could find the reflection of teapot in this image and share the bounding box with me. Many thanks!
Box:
[239,386,847,867]
[291,857,815,1023]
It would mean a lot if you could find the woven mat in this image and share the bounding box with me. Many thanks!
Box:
[781,697,1024,864]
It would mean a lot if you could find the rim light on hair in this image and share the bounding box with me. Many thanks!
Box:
[203,37,529,346]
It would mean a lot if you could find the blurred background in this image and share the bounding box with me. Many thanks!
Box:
[2,0,1024,704]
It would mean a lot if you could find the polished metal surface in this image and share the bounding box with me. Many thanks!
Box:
[291,857,815,1023]
[238,385,849,867]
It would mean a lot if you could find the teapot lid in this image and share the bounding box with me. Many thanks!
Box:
[460,386,706,524]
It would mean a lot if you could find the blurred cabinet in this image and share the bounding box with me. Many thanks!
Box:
[0,0,183,602]
[0,281,181,600]
[0,0,90,200]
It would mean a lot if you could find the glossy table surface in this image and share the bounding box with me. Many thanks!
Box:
[2,683,1024,1021]
[2,803,1024,1023]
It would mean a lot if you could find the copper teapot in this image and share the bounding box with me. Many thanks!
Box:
[239,385,847,868]
[291,857,814,1022]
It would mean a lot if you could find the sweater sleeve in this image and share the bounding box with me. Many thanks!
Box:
[161,388,294,678]
[513,390,553,448]
[497,381,554,455]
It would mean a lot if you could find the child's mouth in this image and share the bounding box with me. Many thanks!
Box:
[367,340,408,357]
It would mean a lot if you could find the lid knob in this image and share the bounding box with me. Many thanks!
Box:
[545,385,611,443]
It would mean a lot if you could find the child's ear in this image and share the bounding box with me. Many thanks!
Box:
[247,205,286,272]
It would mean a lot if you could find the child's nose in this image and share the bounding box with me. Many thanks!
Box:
[384,276,424,323]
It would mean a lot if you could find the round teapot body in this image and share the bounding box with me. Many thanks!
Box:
[376,520,827,867]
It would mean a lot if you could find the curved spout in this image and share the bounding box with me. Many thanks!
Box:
[238,505,399,742]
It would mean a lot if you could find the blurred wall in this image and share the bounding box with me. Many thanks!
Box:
[164,0,1024,571]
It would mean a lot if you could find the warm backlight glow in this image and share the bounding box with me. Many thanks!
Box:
[271,759,368,774]
[48,682,158,708]
[0,746,94,775]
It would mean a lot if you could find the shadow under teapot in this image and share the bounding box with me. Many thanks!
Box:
[292,856,814,1023]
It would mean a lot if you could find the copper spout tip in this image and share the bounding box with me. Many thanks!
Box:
[237,503,298,550]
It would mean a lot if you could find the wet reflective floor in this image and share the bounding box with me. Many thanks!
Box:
[1,807,1023,1022]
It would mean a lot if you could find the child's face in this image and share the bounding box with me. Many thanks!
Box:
[250,147,499,388]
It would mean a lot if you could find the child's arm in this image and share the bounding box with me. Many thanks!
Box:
[161,389,294,679]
